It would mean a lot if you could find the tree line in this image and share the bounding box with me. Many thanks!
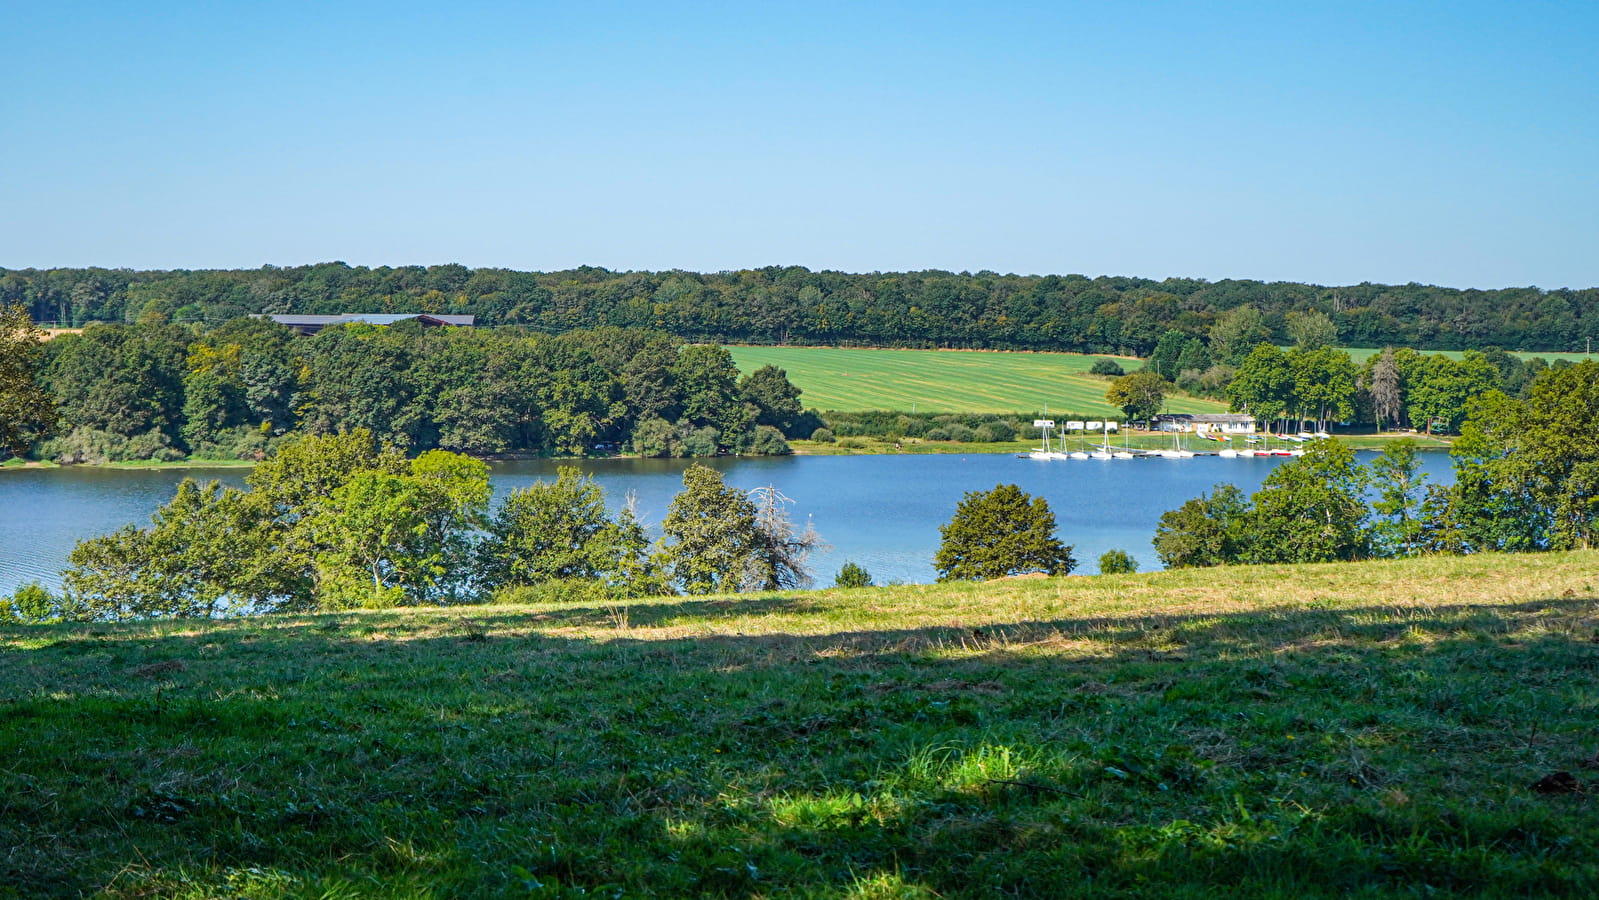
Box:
[13,314,816,464]
[1106,314,1573,434]
[1154,361,1599,566]
[6,431,824,621]
[4,263,1594,354]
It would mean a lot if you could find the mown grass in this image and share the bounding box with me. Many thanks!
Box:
[3,553,1597,898]
[726,346,1228,416]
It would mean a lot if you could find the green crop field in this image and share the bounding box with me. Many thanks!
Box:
[3,552,1596,897]
[728,346,1229,416]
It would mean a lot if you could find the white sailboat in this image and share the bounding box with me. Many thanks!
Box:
[1029,418,1057,460]
[1090,420,1115,459]
[1113,422,1135,458]
[1160,428,1195,459]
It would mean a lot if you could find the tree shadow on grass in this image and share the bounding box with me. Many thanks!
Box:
[2,594,1597,897]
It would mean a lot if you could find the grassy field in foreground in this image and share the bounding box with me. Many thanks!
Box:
[728,346,1229,416]
[4,554,1598,899]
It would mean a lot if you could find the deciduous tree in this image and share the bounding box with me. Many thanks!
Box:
[1152,483,1249,568]
[1369,439,1426,557]
[934,484,1075,581]
[1242,440,1369,564]
[477,466,651,593]
[1105,371,1169,425]
[0,303,56,456]
[660,464,764,594]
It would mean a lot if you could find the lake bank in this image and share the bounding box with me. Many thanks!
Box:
[0,429,1454,472]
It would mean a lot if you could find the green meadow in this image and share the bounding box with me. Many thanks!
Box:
[727,346,1229,416]
[4,552,1597,898]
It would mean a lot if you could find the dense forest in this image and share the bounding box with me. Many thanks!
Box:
[26,320,814,464]
[4,263,1595,354]
[4,310,1577,465]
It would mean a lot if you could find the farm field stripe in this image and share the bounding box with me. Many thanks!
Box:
[729,346,1227,415]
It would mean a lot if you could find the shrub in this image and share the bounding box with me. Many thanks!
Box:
[788,411,827,440]
[972,422,1010,444]
[1090,358,1126,377]
[835,561,873,588]
[810,427,836,443]
[492,579,611,606]
[924,427,952,441]
[836,437,867,449]
[0,581,65,624]
[680,425,721,458]
[191,424,275,461]
[749,425,792,456]
[942,424,976,442]
[41,427,126,465]
[1098,549,1139,575]
[632,417,680,457]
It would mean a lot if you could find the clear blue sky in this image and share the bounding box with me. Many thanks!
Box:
[3,1,1595,288]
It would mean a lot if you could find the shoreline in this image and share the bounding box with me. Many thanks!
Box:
[1,431,1455,473]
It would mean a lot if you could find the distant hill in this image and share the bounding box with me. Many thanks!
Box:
[4,263,1594,354]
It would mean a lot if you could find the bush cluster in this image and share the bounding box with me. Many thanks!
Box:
[815,411,1054,444]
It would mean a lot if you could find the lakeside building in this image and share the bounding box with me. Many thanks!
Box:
[263,313,476,336]
[1153,413,1256,434]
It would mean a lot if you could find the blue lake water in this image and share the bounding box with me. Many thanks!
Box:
[0,451,1456,595]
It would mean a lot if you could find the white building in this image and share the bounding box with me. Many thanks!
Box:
[1153,413,1256,434]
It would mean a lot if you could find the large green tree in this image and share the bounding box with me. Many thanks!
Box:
[1241,440,1370,564]
[1227,343,1293,429]
[0,303,56,456]
[673,345,755,451]
[738,365,804,436]
[1105,371,1169,425]
[1447,362,1599,550]
[306,449,490,607]
[1208,305,1271,366]
[477,466,652,594]
[1152,483,1250,568]
[1405,352,1498,435]
[660,464,765,594]
[1287,346,1357,431]
[934,484,1075,581]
